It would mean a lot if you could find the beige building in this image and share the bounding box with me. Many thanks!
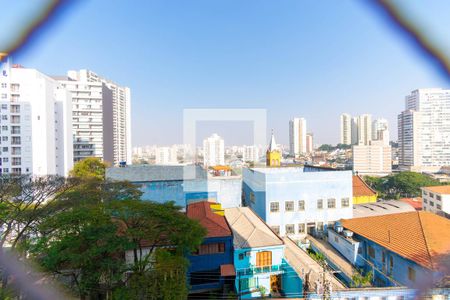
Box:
[352,140,391,175]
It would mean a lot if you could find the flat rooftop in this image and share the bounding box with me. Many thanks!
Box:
[353,200,415,218]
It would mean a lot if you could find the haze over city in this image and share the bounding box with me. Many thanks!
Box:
[6,0,450,146]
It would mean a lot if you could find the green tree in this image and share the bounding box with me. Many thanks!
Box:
[69,157,108,180]
[351,269,373,287]
[318,144,335,152]
[365,172,442,199]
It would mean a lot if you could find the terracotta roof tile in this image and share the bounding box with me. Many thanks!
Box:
[187,201,232,238]
[342,211,450,272]
[399,198,423,210]
[353,176,377,197]
[422,185,450,194]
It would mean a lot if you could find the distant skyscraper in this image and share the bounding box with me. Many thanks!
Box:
[0,61,73,176]
[351,117,358,145]
[203,133,225,167]
[372,118,389,146]
[398,88,450,172]
[357,114,372,146]
[340,113,352,145]
[289,117,307,157]
[306,133,313,154]
[57,69,132,165]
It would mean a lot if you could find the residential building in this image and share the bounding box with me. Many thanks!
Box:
[106,165,242,209]
[306,133,313,154]
[352,175,377,204]
[266,133,281,167]
[372,118,390,145]
[340,113,353,145]
[186,201,234,294]
[329,212,450,288]
[421,185,450,218]
[224,207,302,298]
[155,146,178,164]
[357,114,372,146]
[242,166,353,239]
[242,145,260,163]
[0,61,73,176]
[57,69,132,165]
[203,133,225,167]
[289,118,307,157]
[352,140,392,175]
[398,88,450,172]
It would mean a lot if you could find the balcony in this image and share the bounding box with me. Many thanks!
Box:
[236,264,284,277]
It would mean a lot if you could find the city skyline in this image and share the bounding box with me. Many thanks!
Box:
[6,1,450,146]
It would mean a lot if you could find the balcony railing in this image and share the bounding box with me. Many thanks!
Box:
[237,264,284,277]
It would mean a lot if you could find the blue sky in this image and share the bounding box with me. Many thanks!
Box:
[3,0,450,146]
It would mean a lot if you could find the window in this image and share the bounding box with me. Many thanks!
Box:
[285,201,294,212]
[11,137,20,145]
[1,126,7,131]
[11,126,20,134]
[250,192,255,204]
[1,136,7,142]
[317,222,324,231]
[335,236,339,243]
[12,157,21,166]
[2,147,8,152]
[11,147,21,155]
[423,191,428,196]
[368,245,375,259]
[1,104,7,110]
[430,201,434,207]
[271,226,280,235]
[430,193,434,198]
[240,278,257,291]
[424,199,428,204]
[382,251,386,263]
[408,267,416,282]
[193,243,225,255]
[285,224,295,235]
[239,253,245,260]
[270,202,279,213]
[437,204,442,210]
[11,168,21,175]
[256,251,272,267]
[389,256,394,273]
[1,94,6,99]
[1,115,7,120]
[10,105,20,113]
[342,197,350,207]
[1,83,7,88]
[2,157,8,163]
[317,199,323,209]
[298,224,305,233]
[298,200,305,211]
[11,115,20,124]
[328,198,336,208]
[437,195,442,201]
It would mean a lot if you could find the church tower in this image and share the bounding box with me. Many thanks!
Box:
[266,131,281,167]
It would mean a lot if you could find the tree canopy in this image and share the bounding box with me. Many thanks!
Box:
[364,172,443,199]
[69,157,108,180]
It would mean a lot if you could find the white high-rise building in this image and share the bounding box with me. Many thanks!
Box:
[353,141,392,175]
[203,133,225,167]
[155,146,178,165]
[242,145,260,163]
[289,117,307,157]
[0,61,73,176]
[57,70,131,165]
[398,88,450,172]
[357,114,372,146]
[340,113,352,145]
[372,118,390,146]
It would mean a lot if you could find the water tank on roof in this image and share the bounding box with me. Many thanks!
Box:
[343,230,353,238]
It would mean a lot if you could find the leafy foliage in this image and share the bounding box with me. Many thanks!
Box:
[351,269,373,287]
[364,172,443,199]
[69,157,108,180]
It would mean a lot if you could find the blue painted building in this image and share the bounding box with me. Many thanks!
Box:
[106,165,242,209]
[224,207,302,298]
[242,166,353,239]
[186,201,235,294]
[329,211,450,289]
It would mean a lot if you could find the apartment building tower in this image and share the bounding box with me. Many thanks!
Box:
[289,117,307,157]
[57,70,132,165]
[0,60,73,176]
[203,133,225,167]
[398,88,450,172]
